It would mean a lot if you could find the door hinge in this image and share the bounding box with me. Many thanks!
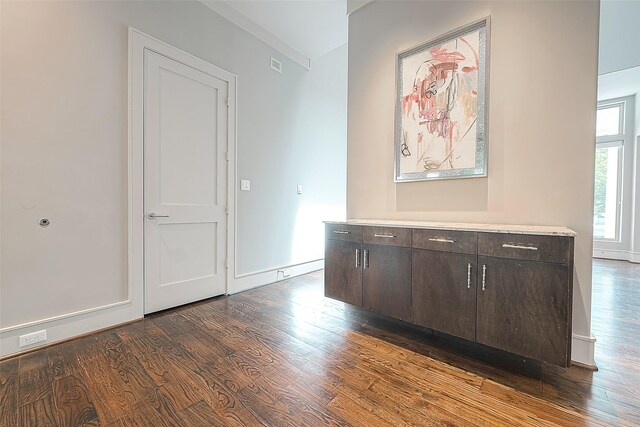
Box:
[226,98,229,108]
[225,207,229,215]
[224,259,228,269]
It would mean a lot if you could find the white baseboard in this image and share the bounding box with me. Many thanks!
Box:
[0,301,141,358]
[571,333,597,368]
[593,249,640,263]
[2,261,596,370]
[0,259,324,358]
[228,259,324,294]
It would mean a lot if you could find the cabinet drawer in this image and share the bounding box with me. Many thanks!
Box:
[325,224,363,242]
[478,233,573,265]
[363,226,411,247]
[412,229,477,254]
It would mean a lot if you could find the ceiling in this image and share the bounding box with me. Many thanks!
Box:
[202,0,349,67]
[226,0,347,60]
[598,66,640,102]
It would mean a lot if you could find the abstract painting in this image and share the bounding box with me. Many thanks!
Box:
[395,18,489,182]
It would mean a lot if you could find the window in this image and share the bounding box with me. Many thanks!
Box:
[594,103,624,241]
[596,105,622,136]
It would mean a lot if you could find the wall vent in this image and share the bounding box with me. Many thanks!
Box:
[271,57,282,73]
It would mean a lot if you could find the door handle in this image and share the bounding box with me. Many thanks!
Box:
[147,212,169,219]
[355,249,361,268]
[502,243,538,251]
[467,263,472,289]
[482,264,487,291]
[363,249,369,269]
[429,238,455,243]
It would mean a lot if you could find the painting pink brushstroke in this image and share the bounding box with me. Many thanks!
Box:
[396,19,488,181]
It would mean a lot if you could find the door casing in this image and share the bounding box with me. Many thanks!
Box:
[129,28,237,316]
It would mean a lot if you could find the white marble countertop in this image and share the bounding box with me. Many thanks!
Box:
[324,219,576,236]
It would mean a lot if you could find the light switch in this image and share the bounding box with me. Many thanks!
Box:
[297,185,303,195]
[240,180,251,191]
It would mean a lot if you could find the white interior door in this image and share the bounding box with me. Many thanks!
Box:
[144,49,228,314]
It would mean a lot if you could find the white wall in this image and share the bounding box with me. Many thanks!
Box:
[0,0,346,356]
[599,0,640,75]
[347,1,599,365]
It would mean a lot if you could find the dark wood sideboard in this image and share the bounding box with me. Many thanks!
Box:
[324,221,575,367]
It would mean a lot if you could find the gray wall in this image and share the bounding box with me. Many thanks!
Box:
[1,1,346,331]
[347,1,599,361]
[236,44,347,274]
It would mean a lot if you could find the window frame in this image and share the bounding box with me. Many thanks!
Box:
[596,103,624,138]
[594,101,625,243]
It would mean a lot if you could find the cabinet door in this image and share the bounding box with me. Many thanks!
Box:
[324,239,362,306]
[412,249,476,341]
[362,244,412,321]
[476,256,571,366]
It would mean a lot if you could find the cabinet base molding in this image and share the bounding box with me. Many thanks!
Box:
[571,333,597,369]
[571,360,598,371]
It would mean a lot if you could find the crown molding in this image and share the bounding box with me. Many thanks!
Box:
[347,0,375,16]
[199,0,311,70]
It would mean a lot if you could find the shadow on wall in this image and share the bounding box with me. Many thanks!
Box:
[396,178,489,212]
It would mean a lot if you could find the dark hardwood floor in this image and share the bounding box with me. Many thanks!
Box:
[1,259,639,426]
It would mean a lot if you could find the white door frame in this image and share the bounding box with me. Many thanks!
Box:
[128,28,237,314]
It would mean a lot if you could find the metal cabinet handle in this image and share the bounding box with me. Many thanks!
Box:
[148,212,169,219]
[363,249,369,269]
[502,243,538,251]
[374,234,396,238]
[428,238,455,243]
[467,263,472,289]
[482,264,487,291]
[333,230,350,235]
[355,249,361,268]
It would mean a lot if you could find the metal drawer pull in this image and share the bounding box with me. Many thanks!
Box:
[467,263,472,289]
[429,238,455,243]
[363,249,369,269]
[333,230,350,234]
[482,265,487,291]
[502,243,538,251]
[374,234,396,238]
[355,249,361,268]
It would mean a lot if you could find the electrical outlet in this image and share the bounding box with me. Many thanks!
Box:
[19,330,47,347]
[240,179,251,191]
[297,185,303,195]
